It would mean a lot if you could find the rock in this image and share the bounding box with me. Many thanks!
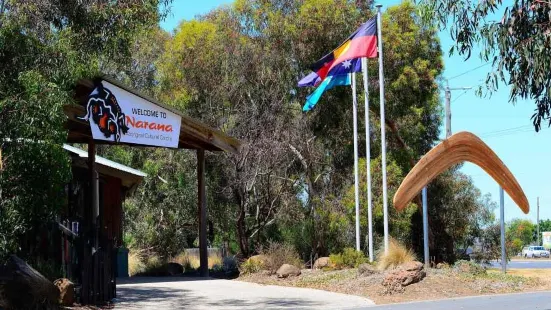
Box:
[54,278,75,306]
[276,264,301,278]
[313,257,330,269]
[382,261,425,294]
[357,263,377,276]
[166,262,183,275]
[436,262,449,269]
[0,255,60,309]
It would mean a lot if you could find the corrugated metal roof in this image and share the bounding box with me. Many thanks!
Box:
[63,144,147,177]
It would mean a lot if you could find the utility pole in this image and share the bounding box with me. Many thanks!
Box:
[444,82,472,138]
[537,197,540,245]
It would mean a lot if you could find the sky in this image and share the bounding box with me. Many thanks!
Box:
[160,1,551,224]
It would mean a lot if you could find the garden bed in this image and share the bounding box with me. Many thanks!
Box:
[238,267,551,304]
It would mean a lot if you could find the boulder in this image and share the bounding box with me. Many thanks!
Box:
[357,263,377,276]
[313,257,330,269]
[166,262,183,275]
[54,278,75,306]
[0,255,60,309]
[382,261,425,294]
[276,264,301,278]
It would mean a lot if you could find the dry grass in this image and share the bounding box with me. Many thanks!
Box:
[128,251,145,276]
[259,241,303,273]
[172,250,222,270]
[489,268,551,281]
[376,239,415,270]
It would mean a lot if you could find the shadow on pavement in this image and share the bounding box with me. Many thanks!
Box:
[117,276,215,285]
[114,285,200,309]
[205,297,324,309]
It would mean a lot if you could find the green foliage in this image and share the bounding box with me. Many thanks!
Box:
[539,219,551,234]
[343,157,416,251]
[507,219,535,247]
[329,248,367,269]
[240,258,264,275]
[422,169,496,263]
[510,238,524,256]
[122,149,198,258]
[417,0,551,130]
[470,223,502,264]
[222,256,239,276]
[453,260,486,276]
[0,0,172,261]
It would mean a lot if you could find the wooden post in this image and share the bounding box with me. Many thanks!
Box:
[82,141,96,304]
[197,149,208,277]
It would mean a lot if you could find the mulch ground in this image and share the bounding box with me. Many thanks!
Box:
[237,267,551,304]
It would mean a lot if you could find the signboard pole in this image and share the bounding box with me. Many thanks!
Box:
[197,149,209,277]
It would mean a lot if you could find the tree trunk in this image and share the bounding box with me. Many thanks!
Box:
[236,195,249,257]
[0,255,60,310]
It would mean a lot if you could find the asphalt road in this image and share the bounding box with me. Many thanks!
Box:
[363,291,551,310]
[489,259,551,269]
[116,277,375,309]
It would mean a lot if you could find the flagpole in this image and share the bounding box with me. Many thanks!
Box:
[361,57,373,262]
[376,5,389,254]
[352,72,361,252]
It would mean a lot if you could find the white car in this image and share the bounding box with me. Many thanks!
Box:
[522,246,550,258]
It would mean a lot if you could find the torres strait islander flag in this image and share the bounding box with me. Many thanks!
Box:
[298,17,378,88]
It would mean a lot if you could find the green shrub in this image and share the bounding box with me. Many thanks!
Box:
[223,256,238,273]
[134,254,167,276]
[454,260,486,276]
[329,248,367,269]
[240,257,264,274]
[146,255,163,270]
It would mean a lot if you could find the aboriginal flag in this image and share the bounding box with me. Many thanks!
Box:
[298,18,378,87]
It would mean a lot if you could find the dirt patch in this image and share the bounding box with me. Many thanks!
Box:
[237,267,551,304]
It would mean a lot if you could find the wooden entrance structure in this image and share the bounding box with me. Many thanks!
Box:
[64,76,241,304]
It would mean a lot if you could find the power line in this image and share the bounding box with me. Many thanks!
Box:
[447,63,490,81]
[450,89,470,104]
[480,125,533,136]
[480,125,540,139]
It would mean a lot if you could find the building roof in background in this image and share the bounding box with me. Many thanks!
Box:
[64,144,146,191]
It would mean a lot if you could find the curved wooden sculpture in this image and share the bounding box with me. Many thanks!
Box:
[393,131,529,214]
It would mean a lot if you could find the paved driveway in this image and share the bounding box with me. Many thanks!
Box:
[115,277,375,310]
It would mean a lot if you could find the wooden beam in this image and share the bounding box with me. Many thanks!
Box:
[197,149,208,277]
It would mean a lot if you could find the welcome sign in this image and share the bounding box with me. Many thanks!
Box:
[79,81,182,148]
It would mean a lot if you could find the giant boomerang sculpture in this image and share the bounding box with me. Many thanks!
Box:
[393,131,529,214]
